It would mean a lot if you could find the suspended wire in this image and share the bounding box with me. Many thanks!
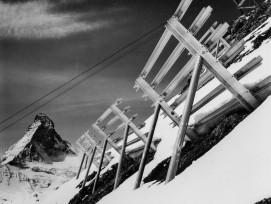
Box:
[0,24,164,133]
[0,22,166,127]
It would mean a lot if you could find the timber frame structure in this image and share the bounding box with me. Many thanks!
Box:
[90,98,157,191]
[133,0,260,187]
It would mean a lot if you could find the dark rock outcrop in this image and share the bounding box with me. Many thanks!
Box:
[1,113,76,167]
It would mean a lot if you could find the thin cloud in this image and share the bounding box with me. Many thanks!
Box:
[0,1,112,39]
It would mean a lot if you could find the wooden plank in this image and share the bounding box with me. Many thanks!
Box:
[205,23,229,50]
[76,134,95,156]
[219,39,245,64]
[191,56,262,114]
[101,106,130,130]
[134,104,161,189]
[150,6,212,88]
[170,38,248,110]
[110,103,157,151]
[166,55,203,184]
[135,77,199,141]
[92,124,121,154]
[161,56,195,97]
[84,132,112,161]
[140,29,172,78]
[95,99,122,124]
[114,124,130,190]
[174,0,193,20]
[166,17,260,111]
[107,114,138,136]
[162,22,229,98]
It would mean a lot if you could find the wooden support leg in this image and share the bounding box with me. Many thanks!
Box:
[134,103,161,190]
[165,56,203,184]
[84,156,88,169]
[82,146,97,188]
[166,18,260,112]
[92,139,107,194]
[114,124,130,190]
[76,153,86,179]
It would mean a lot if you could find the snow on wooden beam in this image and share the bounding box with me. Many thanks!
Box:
[150,6,212,89]
[166,17,260,112]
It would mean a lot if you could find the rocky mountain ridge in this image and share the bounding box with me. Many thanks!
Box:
[1,113,76,167]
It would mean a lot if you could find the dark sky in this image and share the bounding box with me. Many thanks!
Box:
[0,0,245,156]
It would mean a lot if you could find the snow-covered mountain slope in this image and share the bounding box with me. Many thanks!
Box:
[98,92,271,204]
[36,14,271,204]
[0,113,82,203]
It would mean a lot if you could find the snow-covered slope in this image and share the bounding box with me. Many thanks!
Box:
[37,15,271,204]
[98,94,271,204]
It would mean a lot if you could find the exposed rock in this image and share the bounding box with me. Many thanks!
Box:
[1,113,76,167]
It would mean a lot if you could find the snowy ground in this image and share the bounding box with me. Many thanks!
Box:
[98,95,271,204]
[35,16,271,204]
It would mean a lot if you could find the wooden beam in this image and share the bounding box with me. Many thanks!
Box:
[191,56,262,114]
[95,99,122,124]
[134,104,161,190]
[101,106,130,130]
[174,0,193,20]
[166,17,260,111]
[135,77,199,141]
[150,6,212,88]
[114,124,130,190]
[92,124,121,154]
[166,55,203,184]
[82,146,96,188]
[107,114,138,136]
[170,37,247,110]
[140,29,172,78]
[84,132,112,161]
[110,103,158,151]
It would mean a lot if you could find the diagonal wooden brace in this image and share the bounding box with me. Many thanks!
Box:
[101,106,130,130]
[92,124,121,154]
[110,103,158,151]
[150,6,212,88]
[135,77,199,141]
[166,17,260,112]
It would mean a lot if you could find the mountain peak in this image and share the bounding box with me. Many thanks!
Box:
[1,113,76,166]
[33,113,54,129]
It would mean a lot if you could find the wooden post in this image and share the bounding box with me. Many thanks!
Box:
[150,6,212,88]
[166,17,260,111]
[134,103,161,190]
[84,156,88,169]
[92,139,107,194]
[114,124,130,190]
[165,55,203,184]
[76,153,86,179]
[82,146,97,188]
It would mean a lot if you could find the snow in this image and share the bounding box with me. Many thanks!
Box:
[2,10,271,204]
[1,121,41,165]
[98,95,271,204]
[95,16,271,204]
